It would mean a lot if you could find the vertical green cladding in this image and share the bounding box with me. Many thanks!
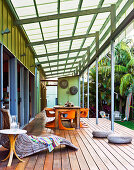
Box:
[0,0,35,74]
[58,76,79,106]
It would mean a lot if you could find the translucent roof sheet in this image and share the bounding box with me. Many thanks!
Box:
[10,0,127,78]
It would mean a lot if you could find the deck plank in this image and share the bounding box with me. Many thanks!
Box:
[1,112,134,170]
[64,131,80,170]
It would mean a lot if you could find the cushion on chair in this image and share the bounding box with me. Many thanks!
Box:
[92,130,113,138]
[108,133,132,144]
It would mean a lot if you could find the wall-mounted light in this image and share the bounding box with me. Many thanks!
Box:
[1,28,10,35]
[20,53,26,57]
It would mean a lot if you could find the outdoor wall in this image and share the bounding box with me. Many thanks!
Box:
[0,0,35,74]
[58,76,79,106]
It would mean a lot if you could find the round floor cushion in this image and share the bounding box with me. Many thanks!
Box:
[92,130,113,138]
[108,133,132,144]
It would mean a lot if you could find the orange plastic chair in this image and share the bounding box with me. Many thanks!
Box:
[58,110,76,130]
[80,108,89,128]
[80,108,89,117]
[45,108,55,128]
[45,108,55,117]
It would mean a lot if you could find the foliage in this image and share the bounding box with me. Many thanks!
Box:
[87,40,133,111]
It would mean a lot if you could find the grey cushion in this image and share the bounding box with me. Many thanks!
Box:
[108,133,132,144]
[92,130,113,138]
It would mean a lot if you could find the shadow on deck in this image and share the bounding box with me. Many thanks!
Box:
[0,111,134,170]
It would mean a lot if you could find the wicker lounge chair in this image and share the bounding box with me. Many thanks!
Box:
[0,108,78,158]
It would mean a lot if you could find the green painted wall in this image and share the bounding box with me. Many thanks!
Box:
[0,0,35,74]
[58,76,79,106]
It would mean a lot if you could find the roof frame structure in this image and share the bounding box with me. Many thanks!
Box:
[79,8,134,75]
[70,0,105,72]
[27,33,96,47]
[43,62,78,69]
[15,6,111,25]
[35,47,87,58]
[44,67,75,73]
[46,70,74,77]
[37,55,83,64]
[6,0,134,78]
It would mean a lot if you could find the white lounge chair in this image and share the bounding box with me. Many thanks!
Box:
[114,111,122,121]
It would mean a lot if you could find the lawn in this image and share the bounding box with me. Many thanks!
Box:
[115,120,134,130]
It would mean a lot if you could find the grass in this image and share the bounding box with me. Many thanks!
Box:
[115,120,134,130]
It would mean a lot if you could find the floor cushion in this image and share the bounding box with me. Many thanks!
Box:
[108,133,132,144]
[92,130,113,138]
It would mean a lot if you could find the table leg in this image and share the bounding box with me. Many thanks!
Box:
[76,109,80,129]
[2,134,24,167]
[55,109,59,129]
[7,134,14,167]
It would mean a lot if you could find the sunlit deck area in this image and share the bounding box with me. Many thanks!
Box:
[0,111,134,170]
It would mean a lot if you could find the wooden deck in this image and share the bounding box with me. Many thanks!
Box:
[0,111,134,170]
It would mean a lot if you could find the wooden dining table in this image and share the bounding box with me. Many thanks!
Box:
[53,105,81,129]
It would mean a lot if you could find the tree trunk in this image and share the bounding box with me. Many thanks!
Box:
[119,97,122,114]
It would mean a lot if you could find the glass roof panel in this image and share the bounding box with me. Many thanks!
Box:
[51,67,57,70]
[73,63,78,66]
[37,3,57,16]
[25,29,41,36]
[71,39,83,50]
[59,61,66,64]
[79,51,86,56]
[11,0,34,7]
[33,45,45,51]
[15,7,36,19]
[60,0,79,13]
[68,52,78,58]
[38,57,48,62]
[23,23,40,31]
[102,0,117,7]
[83,37,95,48]
[67,59,75,63]
[82,0,98,10]
[42,63,49,67]
[44,68,50,71]
[50,62,57,66]
[46,43,58,53]
[49,55,58,60]
[59,41,70,51]
[74,27,88,36]
[59,54,67,59]
[66,65,72,68]
[41,20,57,27]
[28,34,43,42]
[58,66,65,69]
[60,30,73,38]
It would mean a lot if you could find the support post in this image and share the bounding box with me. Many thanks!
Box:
[111,40,115,131]
[20,66,24,127]
[96,58,98,124]
[96,31,99,124]
[9,57,18,120]
[31,75,35,118]
[87,67,89,118]
[0,44,3,129]
[82,74,84,108]
[78,76,81,107]
[35,67,37,114]
[111,4,116,131]
[24,69,29,124]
